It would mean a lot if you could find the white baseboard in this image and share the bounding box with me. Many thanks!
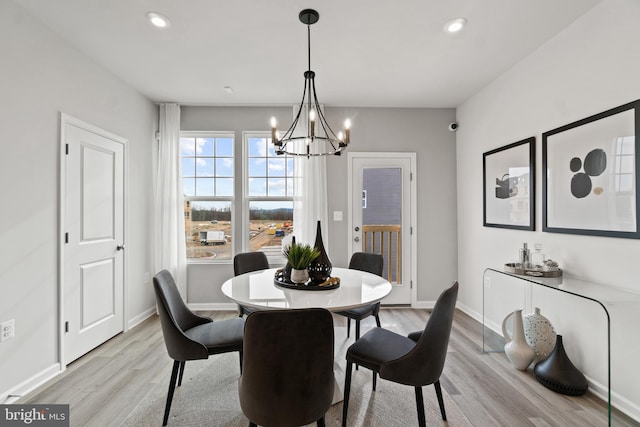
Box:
[2,363,61,404]
[127,306,156,330]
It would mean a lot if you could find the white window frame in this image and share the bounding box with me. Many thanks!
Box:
[242,131,295,263]
[181,131,235,264]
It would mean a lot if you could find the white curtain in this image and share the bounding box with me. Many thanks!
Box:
[154,103,187,297]
[292,105,329,250]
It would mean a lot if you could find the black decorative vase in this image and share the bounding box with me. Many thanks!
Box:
[308,221,332,284]
[283,236,295,282]
[534,335,588,396]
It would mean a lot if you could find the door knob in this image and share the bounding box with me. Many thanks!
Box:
[354,226,360,232]
[116,244,125,251]
[353,237,360,242]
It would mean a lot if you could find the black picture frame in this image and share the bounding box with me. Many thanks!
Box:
[483,137,535,230]
[542,99,640,238]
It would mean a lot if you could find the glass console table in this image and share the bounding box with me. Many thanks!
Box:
[482,267,640,426]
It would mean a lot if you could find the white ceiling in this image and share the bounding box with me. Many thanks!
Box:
[16,0,601,108]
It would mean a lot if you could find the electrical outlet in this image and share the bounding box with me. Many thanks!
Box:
[144,272,150,284]
[333,211,343,221]
[1,319,15,342]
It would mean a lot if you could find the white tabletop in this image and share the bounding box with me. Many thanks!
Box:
[221,267,392,312]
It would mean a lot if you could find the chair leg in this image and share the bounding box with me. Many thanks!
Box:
[374,313,381,327]
[415,386,426,427]
[355,320,361,340]
[372,372,377,391]
[163,361,180,426]
[177,361,186,387]
[434,380,447,421]
[342,362,354,427]
[317,416,326,427]
[248,422,256,427]
[346,318,351,338]
[239,351,243,374]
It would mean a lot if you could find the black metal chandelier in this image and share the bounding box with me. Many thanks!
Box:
[270,9,351,157]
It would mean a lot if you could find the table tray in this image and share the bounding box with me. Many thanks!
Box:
[274,270,340,290]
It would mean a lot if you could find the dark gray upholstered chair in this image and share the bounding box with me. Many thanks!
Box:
[153,270,244,426]
[342,281,459,427]
[233,252,270,317]
[239,308,335,427]
[336,252,384,340]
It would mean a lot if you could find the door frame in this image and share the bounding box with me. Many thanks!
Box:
[347,152,417,306]
[58,113,129,367]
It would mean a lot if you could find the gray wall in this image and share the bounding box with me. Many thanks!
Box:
[0,1,157,401]
[456,0,640,418]
[181,106,458,305]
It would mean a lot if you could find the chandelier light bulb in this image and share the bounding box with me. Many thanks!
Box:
[444,18,467,34]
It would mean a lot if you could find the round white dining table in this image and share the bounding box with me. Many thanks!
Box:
[221,267,392,312]
[221,266,392,404]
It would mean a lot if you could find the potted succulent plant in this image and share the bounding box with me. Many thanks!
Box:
[282,242,320,284]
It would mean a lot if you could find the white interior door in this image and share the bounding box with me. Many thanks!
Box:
[62,115,126,364]
[348,152,416,305]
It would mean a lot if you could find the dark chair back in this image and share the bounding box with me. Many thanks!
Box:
[380,282,459,386]
[349,252,384,276]
[234,252,269,276]
[239,308,335,426]
[153,270,210,361]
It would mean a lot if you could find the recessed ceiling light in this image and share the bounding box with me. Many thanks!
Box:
[444,18,467,34]
[224,86,234,94]
[146,12,171,28]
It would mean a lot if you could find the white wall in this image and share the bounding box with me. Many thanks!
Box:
[181,106,458,306]
[456,0,640,419]
[0,1,157,401]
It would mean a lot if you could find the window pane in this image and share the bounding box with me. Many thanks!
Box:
[197,137,214,155]
[195,158,214,176]
[287,158,295,177]
[183,178,195,197]
[216,178,233,196]
[182,158,195,177]
[267,142,277,157]
[185,201,232,260]
[268,178,286,196]
[249,201,293,264]
[216,158,233,177]
[248,137,267,157]
[249,178,267,196]
[249,158,266,177]
[287,178,294,196]
[180,137,196,156]
[268,158,286,177]
[216,138,233,156]
[196,178,214,196]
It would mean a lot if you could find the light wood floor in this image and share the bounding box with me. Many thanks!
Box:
[20,309,637,426]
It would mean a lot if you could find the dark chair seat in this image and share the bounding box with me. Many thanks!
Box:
[344,327,416,372]
[183,318,244,353]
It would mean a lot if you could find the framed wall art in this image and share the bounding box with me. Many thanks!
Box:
[483,137,535,230]
[542,99,640,238]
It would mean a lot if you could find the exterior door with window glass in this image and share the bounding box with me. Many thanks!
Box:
[349,152,415,305]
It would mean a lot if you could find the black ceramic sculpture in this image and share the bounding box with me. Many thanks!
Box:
[308,221,332,284]
[533,335,588,396]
